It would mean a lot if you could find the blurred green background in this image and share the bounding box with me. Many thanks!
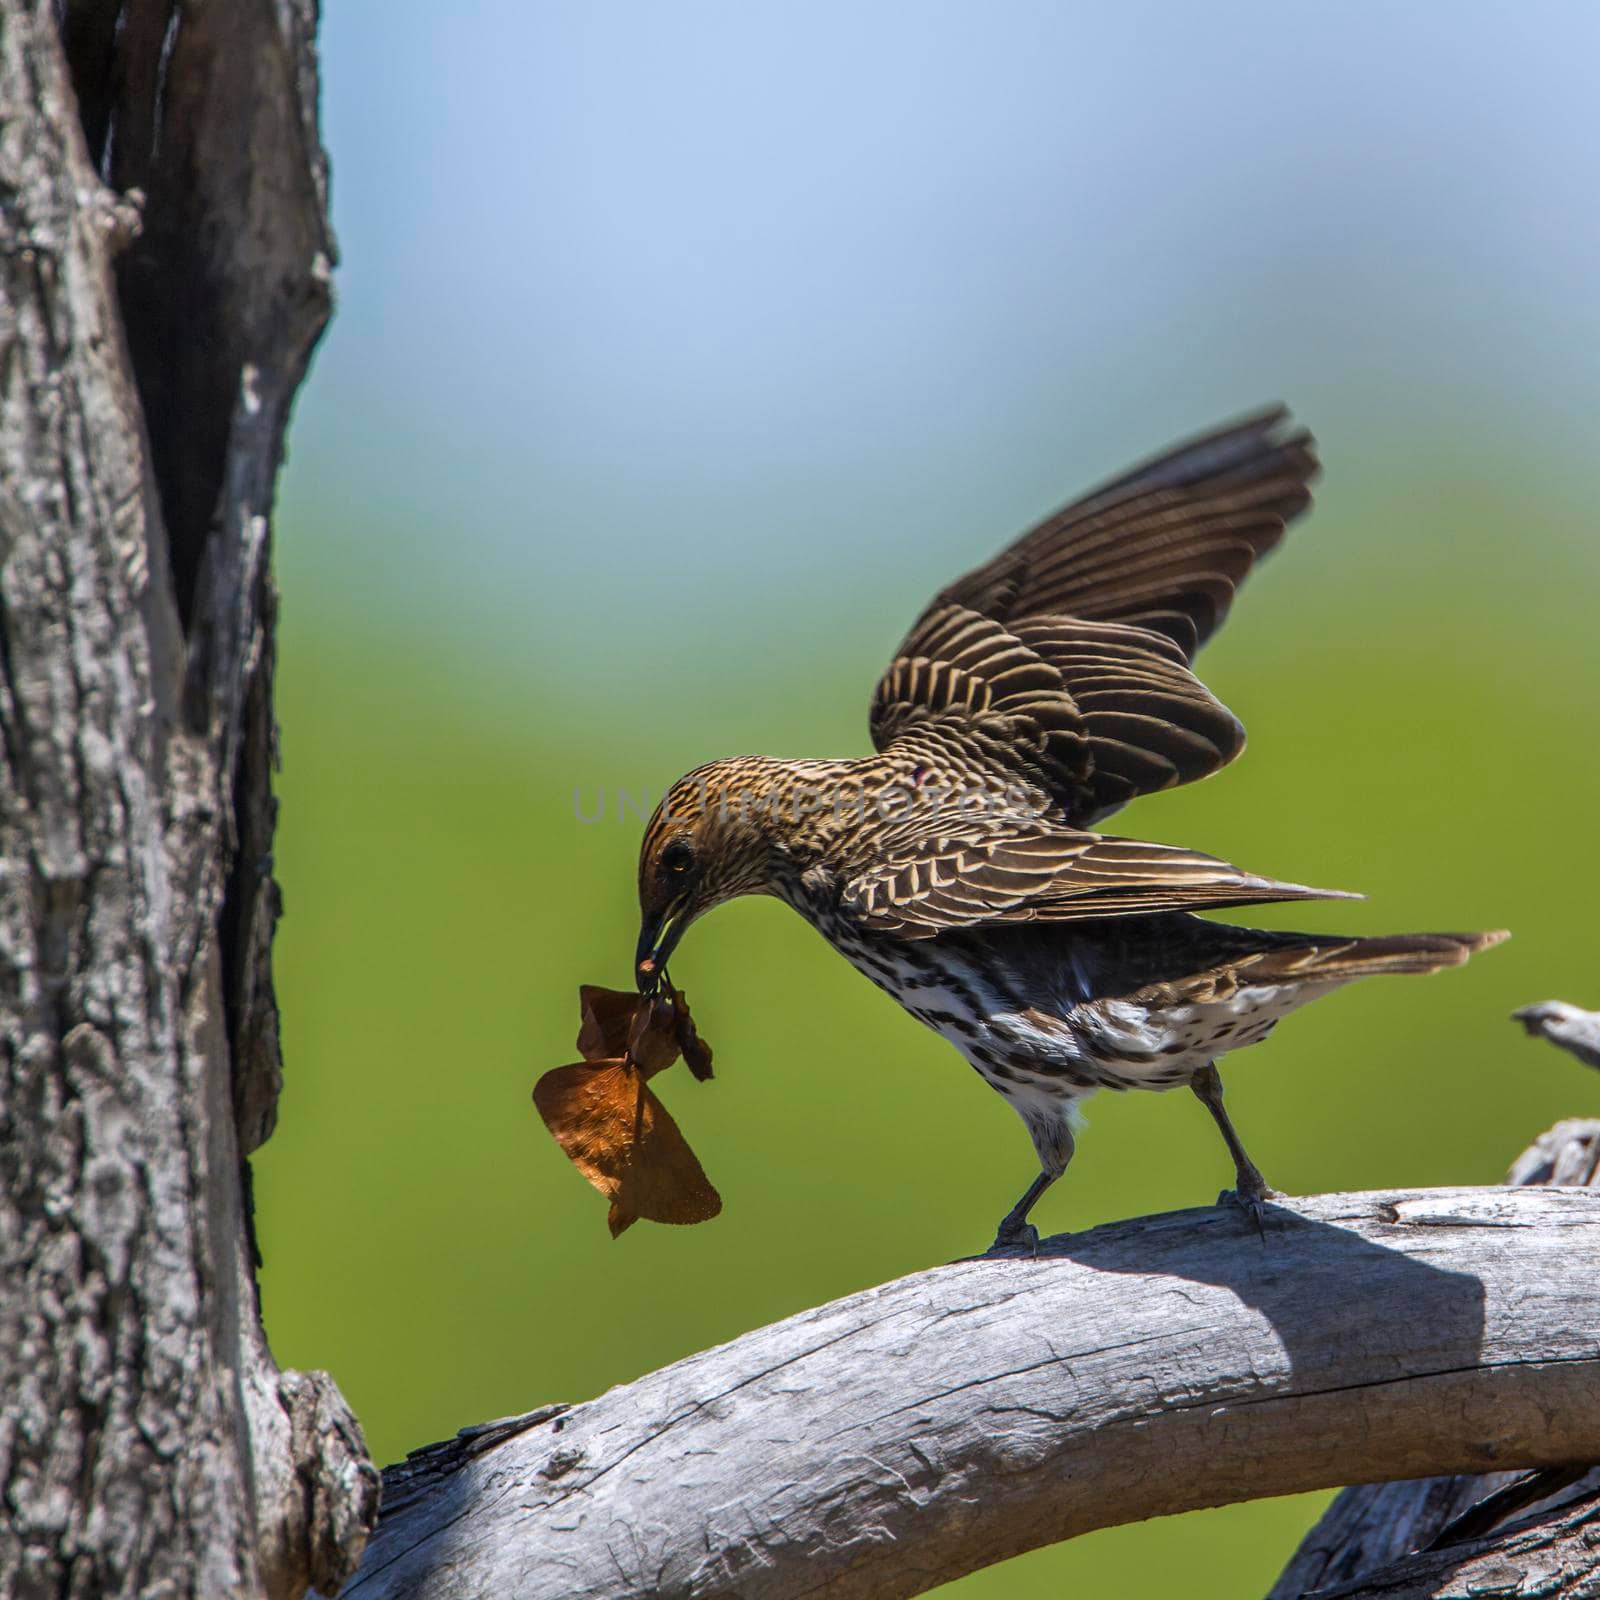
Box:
[257,4,1600,1594]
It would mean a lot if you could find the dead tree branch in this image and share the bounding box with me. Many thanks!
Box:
[1271,1115,1600,1597]
[340,1186,1600,1600]
[1515,1002,1600,1073]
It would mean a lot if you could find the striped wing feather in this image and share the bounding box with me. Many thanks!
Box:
[841,826,1358,938]
[870,406,1316,827]
[940,403,1318,654]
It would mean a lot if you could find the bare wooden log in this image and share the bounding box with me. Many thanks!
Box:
[339,1187,1600,1600]
[0,3,374,1595]
[1271,1115,1600,1596]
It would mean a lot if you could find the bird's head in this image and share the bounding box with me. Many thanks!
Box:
[634,758,791,993]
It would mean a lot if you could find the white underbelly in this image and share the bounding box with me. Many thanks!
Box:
[1077,981,1342,1087]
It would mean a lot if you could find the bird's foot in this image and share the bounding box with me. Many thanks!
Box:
[985,1217,1041,1258]
[1217,1182,1282,1241]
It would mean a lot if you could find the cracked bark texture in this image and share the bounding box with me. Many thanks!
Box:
[1270,1118,1600,1597]
[0,2,376,1597]
[338,1186,1600,1600]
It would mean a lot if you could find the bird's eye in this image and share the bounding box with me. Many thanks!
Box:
[661,840,697,878]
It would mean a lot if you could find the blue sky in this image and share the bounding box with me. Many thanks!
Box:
[280,0,1600,695]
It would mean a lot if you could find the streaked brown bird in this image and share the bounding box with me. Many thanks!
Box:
[634,407,1506,1249]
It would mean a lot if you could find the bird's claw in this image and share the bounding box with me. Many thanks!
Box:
[986,1219,1041,1258]
[1217,1185,1281,1241]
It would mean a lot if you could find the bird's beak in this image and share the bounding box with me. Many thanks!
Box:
[636,906,686,993]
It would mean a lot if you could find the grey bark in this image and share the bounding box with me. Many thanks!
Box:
[1267,1470,1600,1599]
[1515,1002,1600,1073]
[1271,1119,1600,1597]
[340,1186,1600,1600]
[0,3,376,1597]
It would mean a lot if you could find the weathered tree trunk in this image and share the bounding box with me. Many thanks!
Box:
[0,3,376,1596]
[340,1185,1600,1600]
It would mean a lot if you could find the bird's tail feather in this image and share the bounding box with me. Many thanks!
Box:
[1248,928,1509,982]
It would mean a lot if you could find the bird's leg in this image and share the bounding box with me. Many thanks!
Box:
[1191,1063,1280,1234]
[988,1115,1075,1256]
[988,1170,1057,1256]
[985,1107,1075,1254]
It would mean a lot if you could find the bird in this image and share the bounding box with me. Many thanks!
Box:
[632,406,1507,1250]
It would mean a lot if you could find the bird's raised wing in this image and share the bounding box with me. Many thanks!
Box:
[869,406,1317,825]
[839,818,1357,939]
